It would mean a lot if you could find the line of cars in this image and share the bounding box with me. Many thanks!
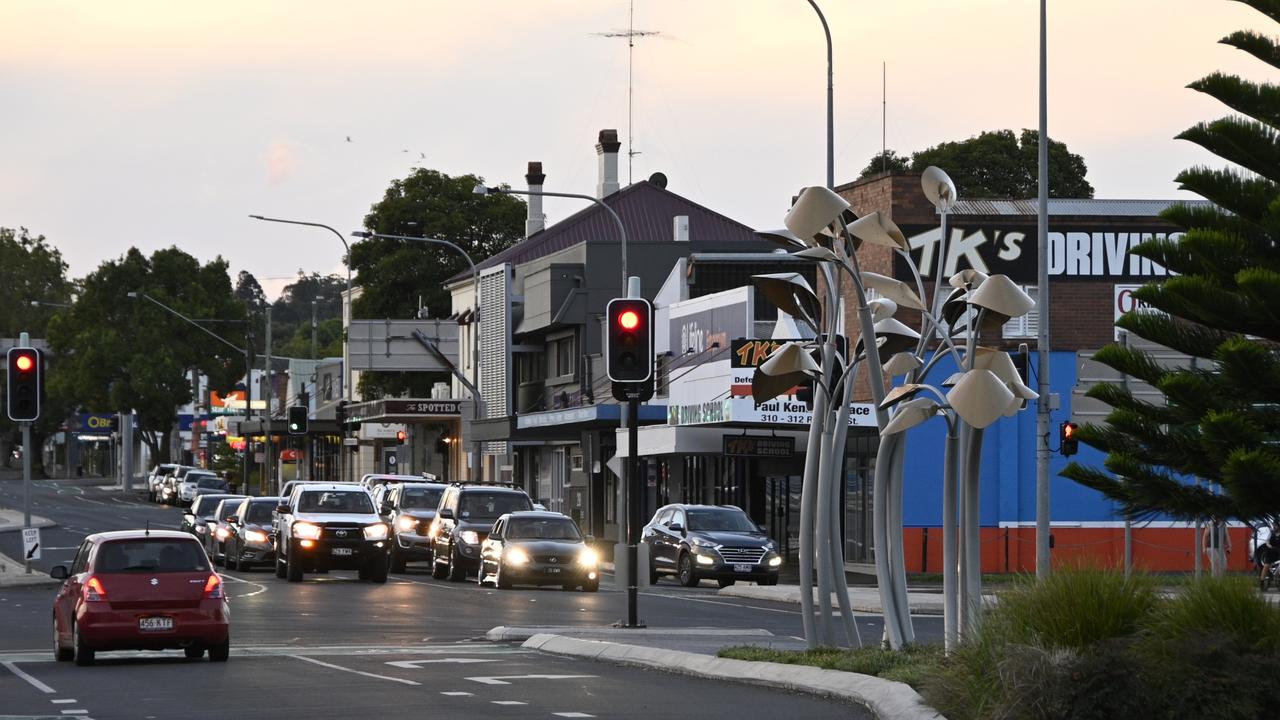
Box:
[146,463,231,506]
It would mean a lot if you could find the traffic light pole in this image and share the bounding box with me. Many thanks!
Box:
[22,420,32,574]
[625,395,642,628]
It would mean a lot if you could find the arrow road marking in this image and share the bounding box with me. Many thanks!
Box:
[289,655,420,685]
[465,674,596,685]
[385,658,500,669]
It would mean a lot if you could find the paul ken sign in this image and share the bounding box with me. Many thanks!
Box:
[897,225,1181,283]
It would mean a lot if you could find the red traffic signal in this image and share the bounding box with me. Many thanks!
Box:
[396,430,407,443]
[1060,421,1079,456]
[6,347,42,422]
[606,298,653,384]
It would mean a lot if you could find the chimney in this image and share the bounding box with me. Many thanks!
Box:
[525,161,546,237]
[596,129,620,199]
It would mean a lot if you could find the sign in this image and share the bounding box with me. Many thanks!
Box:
[361,422,407,441]
[383,399,462,416]
[348,319,459,373]
[897,224,1182,283]
[668,398,876,428]
[723,435,795,458]
[343,437,359,446]
[75,414,117,433]
[22,528,40,561]
[666,287,751,365]
[1114,283,1158,340]
[211,391,265,414]
[517,406,598,430]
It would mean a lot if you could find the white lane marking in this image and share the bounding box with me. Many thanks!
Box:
[466,674,596,686]
[393,577,459,590]
[386,658,500,668]
[216,572,268,598]
[52,700,77,704]
[553,714,595,718]
[491,701,527,706]
[2,661,55,694]
[71,496,108,506]
[441,692,473,697]
[61,711,89,716]
[288,655,420,686]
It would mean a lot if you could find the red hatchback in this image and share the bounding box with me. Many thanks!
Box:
[51,530,230,666]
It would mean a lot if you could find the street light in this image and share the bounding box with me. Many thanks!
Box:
[126,291,255,493]
[474,184,628,295]
[29,300,73,309]
[248,215,354,481]
[805,0,835,189]
[350,230,484,481]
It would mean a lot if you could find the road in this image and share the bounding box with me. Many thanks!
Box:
[0,477,940,719]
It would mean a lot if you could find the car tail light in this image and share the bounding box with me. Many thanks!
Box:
[83,576,107,602]
[203,573,224,599]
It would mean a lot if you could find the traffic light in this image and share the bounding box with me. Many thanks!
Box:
[287,405,308,435]
[606,298,653,384]
[6,347,42,422]
[1060,421,1079,456]
[396,430,407,443]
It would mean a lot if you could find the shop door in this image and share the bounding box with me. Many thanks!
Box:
[550,448,567,514]
[764,476,800,563]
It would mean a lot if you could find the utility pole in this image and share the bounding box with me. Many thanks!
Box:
[311,299,319,359]
[1035,0,1053,579]
[265,306,274,495]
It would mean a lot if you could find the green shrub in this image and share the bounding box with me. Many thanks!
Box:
[715,643,943,688]
[1146,574,1280,652]
[996,567,1158,650]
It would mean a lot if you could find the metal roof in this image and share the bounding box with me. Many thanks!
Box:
[951,198,1214,217]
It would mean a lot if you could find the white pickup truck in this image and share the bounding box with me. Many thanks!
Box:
[273,483,390,583]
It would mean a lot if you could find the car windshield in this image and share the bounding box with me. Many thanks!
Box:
[195,498,229,519]
[297,491,374,514]
[245,502,275,524]
[196,477,224,488]
[215,500,243,519]
[505,517,581,541]
[402,488,443,510]
[95,540,210,573]
[459,492,532,520]
[686,509,759,533]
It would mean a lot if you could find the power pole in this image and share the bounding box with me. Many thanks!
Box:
[311,299,318,359]
[265,306,274,495]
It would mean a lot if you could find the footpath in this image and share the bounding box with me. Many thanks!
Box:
[0,507,59,588]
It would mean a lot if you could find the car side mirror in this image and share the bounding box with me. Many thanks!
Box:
[380,503,393,515]
[50,565,69,580]
[489,532,502,541]
[439,508,454,520]
[275,504,289,514]
[227,516,239,524]
[669,523,684,534]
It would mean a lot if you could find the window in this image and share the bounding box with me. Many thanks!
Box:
[1003,285,1039,338]
[548,332,576,381]
[671,509,686,528]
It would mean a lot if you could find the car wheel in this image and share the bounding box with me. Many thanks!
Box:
[54,614,72,662]
[496,561,512,589]
[208,638,230,662]
[286,542,304,583]
[447,549,467,582]
[718,579,736,589]
[678,553,699,588]
[184,645,205,659]
[275,549,287,579]
[72,621,94,667]
[389,546,406,574]
[431,547,449,580]
[367,557,388,584]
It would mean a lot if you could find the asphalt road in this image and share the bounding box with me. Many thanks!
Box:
[0,476,941,719]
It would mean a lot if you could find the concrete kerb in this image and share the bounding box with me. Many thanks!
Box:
[486,626,774,642]
[0,550,58,588]
[0,508,56,532]
[521,633,943,720]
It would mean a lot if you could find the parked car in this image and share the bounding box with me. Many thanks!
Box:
[182,494,242,537]
[479,511,598,591]
[643,504,781,588]
[178,472,227,506]
[380,482,447,573]
[158,467,197,505]
[51,530,230,665]
[223,497,282,571]
[430,484,534,582]
[273,483,389,583]
[147,463,181,503]
[205,496,248,566]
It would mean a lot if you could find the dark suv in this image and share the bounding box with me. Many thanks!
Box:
[429,484,533,582]
[381,482,447,573]
[643,504,781,587]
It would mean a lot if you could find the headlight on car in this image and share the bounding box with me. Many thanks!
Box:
[364,523,390,541]
[293,522,322,540]
[505,547,530,566]
[769,555,783,567]
[245,529,269,544]
[578,547,599,567]
[696,554,715,565]
[458,530,480,545]
[690,536,720,549]
[396,515,418,532]
[195,525,207,534]
[215,527,230,540]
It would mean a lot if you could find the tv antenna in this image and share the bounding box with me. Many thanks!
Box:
[594,0,661,185]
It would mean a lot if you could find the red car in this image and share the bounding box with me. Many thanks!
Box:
[51,530,230,666]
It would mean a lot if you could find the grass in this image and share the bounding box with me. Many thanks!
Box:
[717,643,944,688]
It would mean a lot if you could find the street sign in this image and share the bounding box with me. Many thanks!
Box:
[22,528,40,561]
[342,437,359,446]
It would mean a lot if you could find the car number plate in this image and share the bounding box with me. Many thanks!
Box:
[733,563,753,573]
[545,567,561,574]
[332,547,353,556]
[139,617,173,632]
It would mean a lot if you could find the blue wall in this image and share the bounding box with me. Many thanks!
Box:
[896,350,1121,527]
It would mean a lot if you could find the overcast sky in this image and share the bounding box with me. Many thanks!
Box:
[1,1,1267,299]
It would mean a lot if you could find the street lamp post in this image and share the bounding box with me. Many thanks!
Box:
[126,292,254,491]
[805,0,835,190]
[474,185,628,296]
[350,231,483,481]
[249,215,354,482]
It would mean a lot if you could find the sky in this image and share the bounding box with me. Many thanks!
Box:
[0,1,1269,300]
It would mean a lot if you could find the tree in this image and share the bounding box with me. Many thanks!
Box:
[352,168,526,396]
[1062,0,1280,527]
[0,227,74,475]
[47,247,246,466]
[856,150,911,180]
[269,272,346,358]
[910,129,1094,198]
